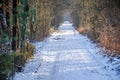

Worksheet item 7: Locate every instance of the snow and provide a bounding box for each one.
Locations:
[13,21,120,80]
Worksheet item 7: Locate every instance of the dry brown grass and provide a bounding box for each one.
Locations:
[77,24,91,34]
[99,26,120,55]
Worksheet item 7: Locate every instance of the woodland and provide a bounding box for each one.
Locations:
[0,0,120,79]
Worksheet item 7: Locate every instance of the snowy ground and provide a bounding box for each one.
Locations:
[14,21,120,80]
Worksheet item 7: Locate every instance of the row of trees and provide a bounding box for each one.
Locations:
[74,0,120,55]
[0,0,64,79]
[1,0,119,60]
[0,0,37,51]
[0,0,64,52]
[1,0,119,54]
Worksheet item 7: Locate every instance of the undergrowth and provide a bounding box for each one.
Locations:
[0,42,34,80]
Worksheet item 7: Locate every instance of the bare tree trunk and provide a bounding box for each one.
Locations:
[12,0,18,51]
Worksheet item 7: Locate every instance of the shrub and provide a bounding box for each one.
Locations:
[0,42,35,80]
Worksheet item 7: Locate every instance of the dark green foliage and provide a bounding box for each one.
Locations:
[0,42,34,79]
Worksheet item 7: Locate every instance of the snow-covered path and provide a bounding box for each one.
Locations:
[14,21,119,80]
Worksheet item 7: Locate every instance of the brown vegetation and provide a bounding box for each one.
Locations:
[76,0,120,55]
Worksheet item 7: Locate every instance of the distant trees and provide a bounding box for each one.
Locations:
[36,0,53,40]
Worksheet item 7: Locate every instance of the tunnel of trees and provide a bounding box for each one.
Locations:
[0,0,120,79]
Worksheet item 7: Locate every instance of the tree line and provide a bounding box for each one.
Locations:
[73,0,120,56]
[0,0,63,79]
[0,0,63,52]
